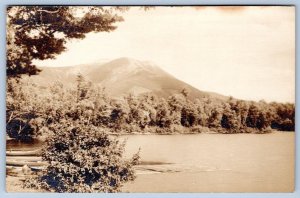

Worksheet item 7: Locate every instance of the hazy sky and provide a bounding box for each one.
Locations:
[34,6,295,103]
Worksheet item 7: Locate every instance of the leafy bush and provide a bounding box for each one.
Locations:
[25,122,139,192]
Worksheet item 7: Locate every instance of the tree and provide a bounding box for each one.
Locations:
[7,6,125,77]
[110,100,129,130]
[156,98,172,128]
[76,73,92,102]
[6,78,44,141]
[124,94,140,125]
[220,103,239,131]
[207,100,223,128]
[181,101,197,127]
[246,102,270,130]
[136,95,158,129]
[271,102,295,131]
[235,100,249,128]
[167,94,185,125]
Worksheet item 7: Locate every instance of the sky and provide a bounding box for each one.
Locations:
[34,6,295,103]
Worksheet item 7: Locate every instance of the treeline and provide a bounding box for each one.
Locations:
[6,75,295,140]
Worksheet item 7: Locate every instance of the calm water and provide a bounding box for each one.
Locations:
[7,139,43,151]
[121,132,295,192]
[6,132,295,192]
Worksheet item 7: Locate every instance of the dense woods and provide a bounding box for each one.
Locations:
[7,75,295,142]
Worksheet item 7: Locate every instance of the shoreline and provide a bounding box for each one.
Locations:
[6,130,294,143]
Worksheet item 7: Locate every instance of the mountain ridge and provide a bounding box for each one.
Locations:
[30,57,227,100]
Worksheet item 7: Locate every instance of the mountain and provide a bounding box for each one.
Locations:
[29,57,227,100]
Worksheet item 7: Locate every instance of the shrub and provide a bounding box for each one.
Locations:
[25,122,140,193]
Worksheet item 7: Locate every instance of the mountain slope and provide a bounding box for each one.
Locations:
[30,57,226,100]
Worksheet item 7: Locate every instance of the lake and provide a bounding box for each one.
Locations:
[6,132,295,192]
[120,132,295,192]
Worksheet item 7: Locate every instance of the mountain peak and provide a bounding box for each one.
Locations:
[102,57,160,73]
[111,57,136,63]
[29,57,227,100]
[108,57,141,66]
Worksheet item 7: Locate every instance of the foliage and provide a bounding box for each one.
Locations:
[270,102,295,131]
[6,78,46,141]
[15,76,140,192]
[7,6,125,77]
[25,123,139,192]
[7,78,295,143]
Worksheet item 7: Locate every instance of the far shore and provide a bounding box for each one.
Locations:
[6,129,293,143]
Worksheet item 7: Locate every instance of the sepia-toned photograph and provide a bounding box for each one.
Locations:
[6,5,295,193]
